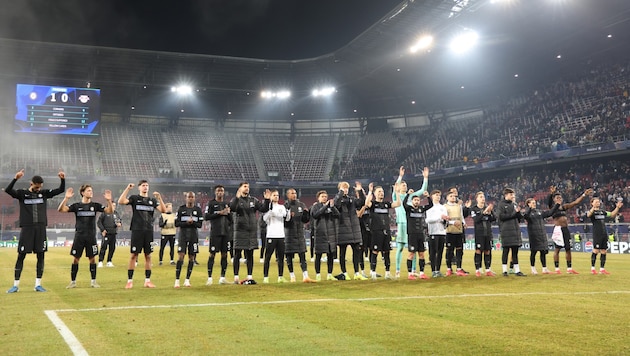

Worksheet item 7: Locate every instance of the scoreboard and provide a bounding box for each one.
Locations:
[15,84,101,136]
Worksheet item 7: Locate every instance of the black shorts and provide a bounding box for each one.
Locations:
[209,234,231,254]
[18,225,48,253]
[446,233,464,249]
[593,236,609,250]
[131,230,154,254]
[408,233,426,252]
[370,230,391,252]
[71,234,98,258]
[178,236,199,255]
[475,235,493,251]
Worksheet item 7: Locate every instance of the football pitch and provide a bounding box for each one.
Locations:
[1,248,629,355]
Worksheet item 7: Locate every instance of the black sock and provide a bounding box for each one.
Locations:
[407,259,412,273]
[591,253,597,267]
[36,252,45,278]
[370,253,377,272]
[71,264,79,281]
[484,253,492,270]
[145,269,151,279]
[554,261,559,268]
[456,249,463,269]
[186,260,194,279]
[220,256,228,277]
[383,253,391,272]
[474,253,482,270]
[208,254,215,277]
[14,253,26,280]
[128,269,134,280]
[176,260,183,279]
[419,258,425,272]
[600,254,606,268]
[89,263,96,280]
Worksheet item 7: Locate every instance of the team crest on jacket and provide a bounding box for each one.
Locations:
[90,207,94,211]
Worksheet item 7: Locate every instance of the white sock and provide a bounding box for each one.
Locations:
[35,278,41,287]
[514,264,520,273]
[502,264,508,273]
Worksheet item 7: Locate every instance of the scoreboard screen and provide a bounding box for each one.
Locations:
[15,84,101,136]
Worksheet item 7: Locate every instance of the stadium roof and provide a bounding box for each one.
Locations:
[1,0,629,121]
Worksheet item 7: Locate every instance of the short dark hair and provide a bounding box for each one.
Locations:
[79,184,92,197]
[316,190,328,198]
[503,187,515,195]
[31,175,44,184]
[238,182,249,188]
[430,190,441,196]
[213,185,224,192]
[138,179,148,186]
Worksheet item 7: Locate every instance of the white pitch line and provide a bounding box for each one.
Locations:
[44,310,89,356]
[49,290,630,313]
[45,290,630,354]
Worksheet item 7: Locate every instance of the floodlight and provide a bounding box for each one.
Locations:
[449,30,479,53]
[171,85,193,96]
[409,35,434,53]
[312,87,336,97]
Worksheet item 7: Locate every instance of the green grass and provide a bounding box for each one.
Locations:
[1,248,629,355]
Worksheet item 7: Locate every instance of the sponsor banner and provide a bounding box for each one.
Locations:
[584,241,593,253]
[609,242,630,254]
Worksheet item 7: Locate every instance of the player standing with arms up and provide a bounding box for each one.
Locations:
[547,186,593,274]
[118,180,166,289]
[59,185,113,288]
[5,169,65,293]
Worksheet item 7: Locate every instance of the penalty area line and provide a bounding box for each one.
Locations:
[49,290,630,313]
[44,310,88,356]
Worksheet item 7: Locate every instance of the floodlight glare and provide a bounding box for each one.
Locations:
[409,35,434,53]
[172,85,193,96]
[312,86,336,97]
[449,30,479,54]
[261,90,291,100]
